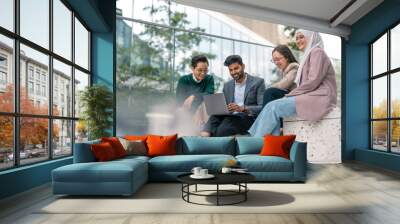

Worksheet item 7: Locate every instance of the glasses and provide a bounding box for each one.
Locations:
[270,57,285,64]
[194,68,208,74]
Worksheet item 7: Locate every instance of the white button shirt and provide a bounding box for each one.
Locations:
[234,74,247,107]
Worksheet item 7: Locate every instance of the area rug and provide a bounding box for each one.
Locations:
[37,183,361,214]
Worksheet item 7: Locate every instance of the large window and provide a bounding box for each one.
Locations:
[0,0,91,171]
[371,23,400,153]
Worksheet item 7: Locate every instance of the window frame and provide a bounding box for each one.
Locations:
[0,0,92,171]
[370,20,400,154]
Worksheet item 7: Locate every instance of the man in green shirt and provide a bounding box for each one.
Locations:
[175,55,215,135]
[176,55,215,113]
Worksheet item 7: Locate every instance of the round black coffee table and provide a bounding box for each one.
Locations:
[177,173,255,206]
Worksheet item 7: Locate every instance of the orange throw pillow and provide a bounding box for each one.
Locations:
[91,142,117,161]
[146,134,177,157]
[124,135,148,142]
[101,137,127,158]
[260,135,296,159]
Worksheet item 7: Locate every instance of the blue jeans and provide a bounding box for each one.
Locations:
[263,87,289,107]
[248,97,296,137]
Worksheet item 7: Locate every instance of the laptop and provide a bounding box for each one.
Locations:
[203,93,230,116]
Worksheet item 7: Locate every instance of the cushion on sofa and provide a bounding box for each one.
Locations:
[177,136,235,155]
[236,155,293,172]
[101,137,127,158]
[260,135,296,159]
[91,142,118,161]
[147,134,177,157]
[119,138,147,156]
[74,140,100,163]
[148,154,235,172]
[235,137,263,155]
[124,135,148,142]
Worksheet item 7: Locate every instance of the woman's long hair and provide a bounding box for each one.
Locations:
[272,45,298,64]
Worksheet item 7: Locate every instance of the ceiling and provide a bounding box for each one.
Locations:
[174,0,384,38]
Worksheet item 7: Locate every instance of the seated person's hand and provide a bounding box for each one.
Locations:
[227,103,246,113]
[182,95,195,110]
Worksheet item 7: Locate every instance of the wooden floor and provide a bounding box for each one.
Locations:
[1,162,400,224]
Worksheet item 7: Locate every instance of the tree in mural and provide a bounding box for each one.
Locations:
[283,26,299,51]
[117,0,216,92]
[0,85,59,151]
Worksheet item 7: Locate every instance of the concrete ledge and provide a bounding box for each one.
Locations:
[284,106,341,164]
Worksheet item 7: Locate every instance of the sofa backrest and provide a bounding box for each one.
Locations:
[235,137,263,155]
[73,139,100,163]
[74,136,302,160]
[177,136,236,155]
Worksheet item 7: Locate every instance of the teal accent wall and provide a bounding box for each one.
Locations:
[0,0,116,200]
[344,0,400,171]
[355,149,400,172]
[92,32,114,87]
[91,0,116,135]
[65,0,110,32]
[0,158,72,199]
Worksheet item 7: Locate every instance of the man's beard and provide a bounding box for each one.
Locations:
[232,71,244,81]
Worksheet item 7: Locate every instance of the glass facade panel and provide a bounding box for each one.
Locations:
[53,119,72,158]
[0,34,14,112]
[372,121,388,151]
[116,22,174,135]
[19,117,49,165]
[372,77,387,119]
[74,18,89,70]
[53,0,72,60]
[20,0,49,49]
[391,120,400,153]
[74,69,89,118]
[20,44,49,115]
[372,34,387,76]
[391,24,400,70]
[0,116,13,170]
[0,0,14,31]
[391,72,400,118]
[53,59,72,117]
[75,120,88,143]
[198,11,210,34]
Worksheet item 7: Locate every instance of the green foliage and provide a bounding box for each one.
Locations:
[117,1,216,92]
[79,84,113,140]
[283,26,299,51]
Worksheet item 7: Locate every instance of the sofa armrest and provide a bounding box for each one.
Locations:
[73,140,100,163]
[289,141,307,181]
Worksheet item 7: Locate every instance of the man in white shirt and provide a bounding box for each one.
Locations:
[201,55,266,137]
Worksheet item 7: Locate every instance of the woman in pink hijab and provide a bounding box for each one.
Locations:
[248,29,337,137]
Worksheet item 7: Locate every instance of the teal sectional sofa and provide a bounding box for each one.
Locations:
[52,137,307,196]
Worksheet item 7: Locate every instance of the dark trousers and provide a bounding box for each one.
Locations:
[262,87,289,128]
[203,114,255,137]
[262,87,289,107]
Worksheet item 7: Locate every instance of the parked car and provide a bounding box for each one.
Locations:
[7,150,32,160]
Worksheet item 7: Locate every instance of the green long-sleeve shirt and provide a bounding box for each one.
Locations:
[176,74,215,111]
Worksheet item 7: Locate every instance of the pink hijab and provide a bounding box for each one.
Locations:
[294,30,324,85]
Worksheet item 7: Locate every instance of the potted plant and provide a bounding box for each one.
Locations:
[79,84,113,140]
